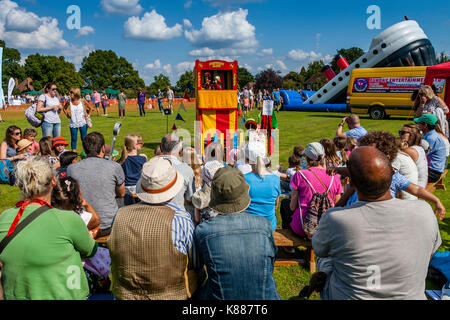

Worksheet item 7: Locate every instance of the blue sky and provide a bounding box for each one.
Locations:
[1,0,449,85]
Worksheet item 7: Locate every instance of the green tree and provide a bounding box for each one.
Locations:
[331,47,364,74]
[147,74,171,95]
[437,52,450,64]
[0,40,25,93]
[79,50,145,91]
[255,68,283,91]
[175,70,194,95]
[283,71,305,90]
[237,67,255,90]
[23,54,82,94]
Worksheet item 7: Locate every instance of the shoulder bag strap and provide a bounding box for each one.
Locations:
[0,206,51,256]
[308,169,336,204]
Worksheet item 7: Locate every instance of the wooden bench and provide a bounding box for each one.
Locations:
[273,228,316,273]
[96,235,110,245]
[426,169,448,193]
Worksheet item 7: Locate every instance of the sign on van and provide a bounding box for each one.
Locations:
[353,77,445,94]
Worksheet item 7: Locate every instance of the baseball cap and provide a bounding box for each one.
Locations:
[414,113,439,126]
[302,142,325,161]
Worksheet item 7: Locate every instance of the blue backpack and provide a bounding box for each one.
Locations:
[0,159,15,185]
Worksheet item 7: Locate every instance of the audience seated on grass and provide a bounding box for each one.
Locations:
[414,114,447,183]
[243,141,281,231]
[398,124,428,188]
[339,131,446,220]
[281,142,342,238]
[192,160,224,224]
[108,157,199,300]
[312,146,442,300]
[194,166,280,300]
[161,133,195,214]
[118,134,147,206]
[0,157,97,300]
[67,132,125,236]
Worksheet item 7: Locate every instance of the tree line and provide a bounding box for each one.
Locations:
[2,40,448,99]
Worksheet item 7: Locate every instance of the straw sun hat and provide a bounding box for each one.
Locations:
[17,139,33,152]
[135,157,184,204]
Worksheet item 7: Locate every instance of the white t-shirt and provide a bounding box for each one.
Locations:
[38,94,61,124]
[167,90,174,100]
[80,210,93,226]
[69,101,86,128]
[391,152,418,200]
[411,145,428,188]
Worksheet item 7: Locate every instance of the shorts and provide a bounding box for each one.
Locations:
[274,100,280,107]
[243,105,249,111]
[168,99,173,104]
[95,103,100,108]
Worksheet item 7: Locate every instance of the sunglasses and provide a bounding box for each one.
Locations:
[51,88,57,91]
[398,130,411,135]
[13,132,21,136]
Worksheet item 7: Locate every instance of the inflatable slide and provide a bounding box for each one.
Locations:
[283,19,436,112]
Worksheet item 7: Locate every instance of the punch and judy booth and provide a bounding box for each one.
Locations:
[194,60,240,158]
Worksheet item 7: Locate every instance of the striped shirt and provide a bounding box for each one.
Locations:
[164,202,199,269]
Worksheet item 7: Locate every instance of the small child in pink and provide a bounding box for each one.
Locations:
[23,128,39,155]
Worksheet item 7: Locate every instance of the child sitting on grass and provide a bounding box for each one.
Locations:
[333,136,349,167]
[119,134,147,206]
[52,176,111,281]
[23,128,39,155]
[58,151,78,178]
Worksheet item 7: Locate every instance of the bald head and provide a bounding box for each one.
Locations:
[347,146,393,200]
[347,114,361,128]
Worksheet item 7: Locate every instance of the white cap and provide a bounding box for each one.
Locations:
[302,142,325,161]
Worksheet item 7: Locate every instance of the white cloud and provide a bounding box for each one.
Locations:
[183,19,192,29]
[163,64,172,74]
[145,59,162,69]
[76,26,95,38]
[123,10,183,41]
[265,64,273,69]
[0,0,92,69]
[184,0,193,8]
[276,60,287,70]
[185,9,257,55]
[60,44,94,68]
[176,61,195,74]
[261,48,273,55]
[5,8,41,32]
[101,0,143,16]
[288,49,332,64]
[243,63,253,71]
[0,0,68,50]
[189,47,216,56]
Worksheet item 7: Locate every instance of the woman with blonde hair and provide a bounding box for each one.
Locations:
[119,134,147,205]
[0,157,97,300]
[62,87,92,152]
[415,85,449,137]
[243,141,281,230]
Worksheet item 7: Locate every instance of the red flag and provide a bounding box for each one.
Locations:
[172,124,177,131]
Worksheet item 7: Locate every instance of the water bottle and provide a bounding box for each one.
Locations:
[441,281,450,300]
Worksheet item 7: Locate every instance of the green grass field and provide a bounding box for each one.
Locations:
[1,102,449,300]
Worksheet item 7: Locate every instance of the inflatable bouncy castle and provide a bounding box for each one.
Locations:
[283,19,437,112]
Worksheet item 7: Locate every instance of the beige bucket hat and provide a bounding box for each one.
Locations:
[135,157,184,204]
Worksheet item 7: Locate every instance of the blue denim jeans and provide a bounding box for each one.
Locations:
[42,122,61,138]
[194,212,280,300]
[70,125,87,151]
[138,103,145,116]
